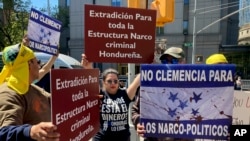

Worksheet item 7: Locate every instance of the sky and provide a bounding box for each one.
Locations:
[30,0,58,11]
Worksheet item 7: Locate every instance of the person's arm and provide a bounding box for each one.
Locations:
[126,74,141,100]
[131,95,140,129]
[0,122,60,141]
[81,53,140,100]
[30,122,60,141]
[131,94,146,137]
[22,34,29,46]
[0,124,34,141]
[38,52,59,80]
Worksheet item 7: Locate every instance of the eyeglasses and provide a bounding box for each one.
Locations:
[106,79,118,85]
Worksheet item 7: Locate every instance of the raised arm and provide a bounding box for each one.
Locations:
[38,52,58,80]
[81,54,93,69]
[126,74,141,100]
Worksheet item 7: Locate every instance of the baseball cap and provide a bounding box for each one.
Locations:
[159,47,185,60]
[206,54,228,64]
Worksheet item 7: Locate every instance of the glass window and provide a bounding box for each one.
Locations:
[184,0,189,5]
[183,20,188,35]
[0,2,3,9]
[111,0,121,7]
[66,0,70,7]
[156,27,164,35]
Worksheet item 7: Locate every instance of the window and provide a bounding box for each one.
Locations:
[0,2,3,9]
[66,0,70,7]
[111,0,121,7]
[183,20,188,35]
[184,0,189,5]
[156,27,164,35]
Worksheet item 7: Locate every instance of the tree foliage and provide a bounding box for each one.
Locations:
[0,0,31,51]
[0,0,68,51]
[53,6,69,30]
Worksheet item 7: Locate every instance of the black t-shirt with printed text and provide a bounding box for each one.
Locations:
[93,89,132,141]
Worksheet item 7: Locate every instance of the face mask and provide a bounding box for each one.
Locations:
[161,58,179,64]
[172,58,179,64]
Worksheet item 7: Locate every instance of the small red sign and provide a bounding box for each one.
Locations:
[51,69,100,141]
[84,4,156,63]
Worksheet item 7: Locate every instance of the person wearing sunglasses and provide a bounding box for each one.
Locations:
[81,54,140,141]
[159,46,186,64]
[131,47,193,141]
[0,44,60,141]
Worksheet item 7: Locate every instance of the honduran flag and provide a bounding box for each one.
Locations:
[27,8,62,55]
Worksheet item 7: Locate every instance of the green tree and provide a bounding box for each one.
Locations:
[52,6,69,30]
[0,0,30,50]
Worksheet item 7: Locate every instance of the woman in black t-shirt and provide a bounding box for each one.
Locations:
[81,54,140,141]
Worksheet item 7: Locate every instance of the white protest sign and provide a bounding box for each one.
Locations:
[27,8,62,55]
[233,91,250,125]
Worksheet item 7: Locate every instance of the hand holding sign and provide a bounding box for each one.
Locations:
[81,54,93,69]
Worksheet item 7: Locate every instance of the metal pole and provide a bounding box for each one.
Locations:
[192,0,197,64]
[128,64,135,85]
[47,0,51,16]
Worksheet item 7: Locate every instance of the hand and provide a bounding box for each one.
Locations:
[22,34,30,47]
[98,95,103,99]
[30,122,60,141]
[136,123,146,137]
[54,50,59,57]
[97,94,104,107]
[81,54,93,69]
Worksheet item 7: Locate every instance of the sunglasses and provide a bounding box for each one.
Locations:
[106,79,118,85]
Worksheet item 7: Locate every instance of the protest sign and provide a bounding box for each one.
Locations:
[27,8,62,55]
[233,91,250,125]
[51,69,100,141]
[84,5,156,63]
[140,64,235,140]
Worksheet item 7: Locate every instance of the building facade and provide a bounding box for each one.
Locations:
[59,0,250,77]
[238,0,250,45]
[222,0,250,78]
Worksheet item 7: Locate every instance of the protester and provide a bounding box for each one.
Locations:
[234,75,242,90]
[131,47,192,141]
[0,43,60,140]
[206,53,241,91]
[194,54,231,141]
[81,54,140,141]
[205,53,228,64]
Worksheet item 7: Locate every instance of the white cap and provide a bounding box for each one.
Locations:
[159,47,185,60]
